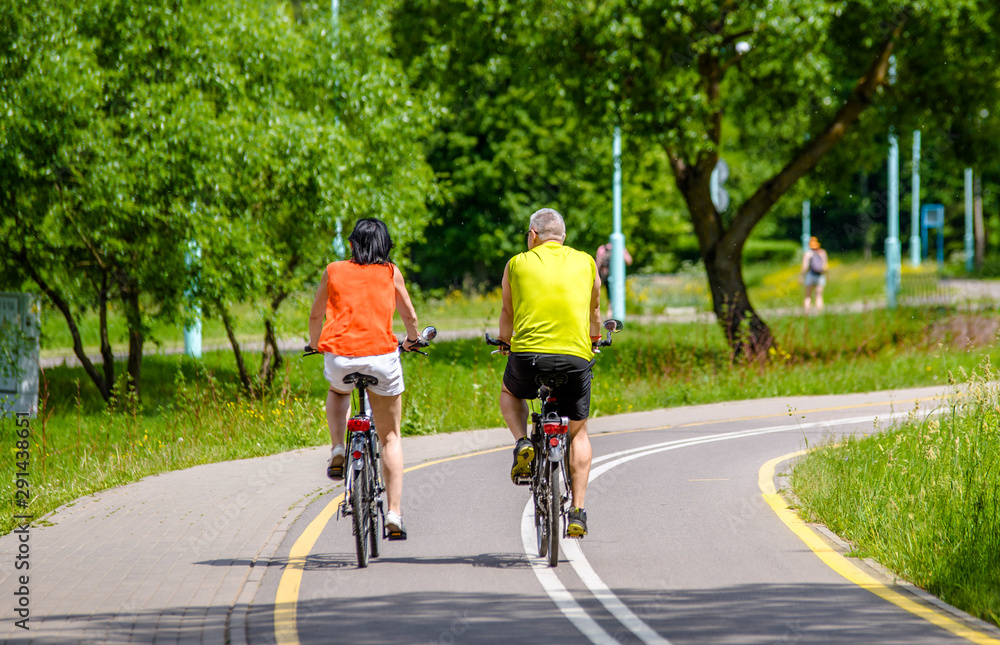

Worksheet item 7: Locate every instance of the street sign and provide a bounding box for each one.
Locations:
[710,159,730,213]
[922,203,944,228]
[0,293,40,417]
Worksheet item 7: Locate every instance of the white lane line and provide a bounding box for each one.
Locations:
[527,408,942,644]
[562,538,672,645]
[520,502,617,645]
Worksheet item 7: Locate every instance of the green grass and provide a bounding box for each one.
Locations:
[790,366,1000,626]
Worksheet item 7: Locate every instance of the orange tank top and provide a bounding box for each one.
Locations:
[317,261,399,357]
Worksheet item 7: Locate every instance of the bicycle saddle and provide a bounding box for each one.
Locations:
[534,373,567,389]
[343,372,380,387]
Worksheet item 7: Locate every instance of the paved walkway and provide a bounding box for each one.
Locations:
[0,385,977,644]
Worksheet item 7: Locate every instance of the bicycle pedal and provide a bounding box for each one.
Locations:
[513,475,532,486]
[387,529,407,541]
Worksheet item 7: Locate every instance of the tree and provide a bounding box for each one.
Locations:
[1,0,435,401]
[388,0,692,290]
[524,0,1000,357]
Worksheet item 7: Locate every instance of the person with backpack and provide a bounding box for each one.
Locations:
[595,239,633,319]
[799,236,829,313]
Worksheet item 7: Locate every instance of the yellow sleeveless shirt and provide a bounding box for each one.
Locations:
[509,241,595,359]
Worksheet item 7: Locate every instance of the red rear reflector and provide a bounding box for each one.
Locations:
[352,451,362,460]
[544,423,567,435]
[549,437,559,447]
[348,419,370,432]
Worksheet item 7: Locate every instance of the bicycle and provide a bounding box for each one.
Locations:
[305,325,436,568]
[486,318,622,566]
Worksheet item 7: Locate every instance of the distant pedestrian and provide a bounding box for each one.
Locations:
[799,236,828,313]
[595,240,632,319]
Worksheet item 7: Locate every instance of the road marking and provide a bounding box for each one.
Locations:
[273,398,948,644]
[273,447,510,644]
[760,453,1000,645]
[274,492,343,645]
[597,393,949,437]
[562,539,672,645]
[531,408,940,645]
[520,502,618,645]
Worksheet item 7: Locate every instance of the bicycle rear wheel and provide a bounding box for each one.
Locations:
[352,458,371,568]
[368,444,381,559]
[546,458,560,567]
[533,445,549,558]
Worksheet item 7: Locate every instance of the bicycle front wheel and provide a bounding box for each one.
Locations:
[352,459,371,568]
[546,458,560,567]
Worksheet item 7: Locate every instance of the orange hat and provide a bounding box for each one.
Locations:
[808,236,820,249]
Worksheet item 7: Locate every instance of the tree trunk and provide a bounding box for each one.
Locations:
[704,253,774,361]
[258,318,282,389]
[98,271,115,391]
[669,157,776,360]
[257,289,290,389]
[217,300,256,397]
[121,279,143,402]
[16,249,113,402]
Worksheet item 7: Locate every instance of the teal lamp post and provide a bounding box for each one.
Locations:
[609,126,626,322]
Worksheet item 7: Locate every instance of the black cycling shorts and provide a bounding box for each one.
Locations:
[502,352,595,421]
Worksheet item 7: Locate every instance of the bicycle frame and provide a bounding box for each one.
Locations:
[338,379,385,568]
[529,383,572,567]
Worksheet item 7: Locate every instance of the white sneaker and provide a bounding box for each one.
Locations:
[326,445,345,480]
[384,510,407,540]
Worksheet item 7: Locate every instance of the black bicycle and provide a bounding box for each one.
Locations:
[487,319,622,566]
[305,325,436,567]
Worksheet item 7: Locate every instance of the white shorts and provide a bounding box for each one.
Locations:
[323,351,405,397]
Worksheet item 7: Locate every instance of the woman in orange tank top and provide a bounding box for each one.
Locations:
[307,218,421,538]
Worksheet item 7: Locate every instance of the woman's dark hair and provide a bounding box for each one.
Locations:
[347,217,394,265]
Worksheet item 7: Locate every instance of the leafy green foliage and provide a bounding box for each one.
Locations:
[1,0,435,399]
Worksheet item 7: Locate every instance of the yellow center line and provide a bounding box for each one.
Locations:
[759,452,1000,645]
[273,446,509,644]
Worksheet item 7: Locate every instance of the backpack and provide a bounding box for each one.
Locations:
[808,251,825,274]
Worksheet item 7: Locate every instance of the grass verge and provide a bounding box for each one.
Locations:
[789,365,1000,626]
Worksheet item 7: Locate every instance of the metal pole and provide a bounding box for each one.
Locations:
[965,167,974,273]
[331,0,346,257]
[331,0,339,44]
[885,132,900,309]
[610,126,626,322]
[801,200,811,253]
[909,131,921,266]
[184,238,202,359]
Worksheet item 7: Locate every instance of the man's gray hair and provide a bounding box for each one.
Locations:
[529,208,566,242]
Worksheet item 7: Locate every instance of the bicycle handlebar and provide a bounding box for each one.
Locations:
[485,321,622,354]
[304,325,438,357]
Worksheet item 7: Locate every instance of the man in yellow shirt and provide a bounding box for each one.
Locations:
[499,208,602,537]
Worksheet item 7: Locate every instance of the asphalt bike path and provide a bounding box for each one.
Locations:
[260,385,1000,645]
[3,385,1000,644]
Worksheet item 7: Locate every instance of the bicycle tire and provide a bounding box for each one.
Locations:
[352,458,370,568]
[532,436,548,558]
[547,457,560,567]
[368,443,381,559]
